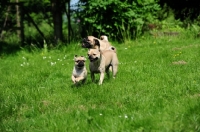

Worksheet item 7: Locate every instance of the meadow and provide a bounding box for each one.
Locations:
[0,35,200,131]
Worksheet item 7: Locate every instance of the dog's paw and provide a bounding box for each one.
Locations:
[75,78,80,82]
[72,79,76,84]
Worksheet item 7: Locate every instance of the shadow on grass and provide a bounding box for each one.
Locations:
[0,41,21,56]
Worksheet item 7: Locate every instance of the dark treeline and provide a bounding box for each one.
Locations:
[0,0,200,47]
[159,0,200,21]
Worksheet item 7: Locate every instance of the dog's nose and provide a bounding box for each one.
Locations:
[76,61,84,67]
[78,61,84,66]
[88,55,92,59]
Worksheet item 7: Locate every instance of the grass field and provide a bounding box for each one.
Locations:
[0,35,200,131]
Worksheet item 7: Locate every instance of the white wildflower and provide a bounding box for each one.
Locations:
[125,115,128,118]
[51,62,56,66]
[63,55,67,59]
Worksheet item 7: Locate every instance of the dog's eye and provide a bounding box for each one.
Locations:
[76,60,85,63]
[93,54,96,56]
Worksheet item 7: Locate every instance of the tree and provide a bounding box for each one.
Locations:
[0,0,71,45]
[51,0,64,43]
[76,0,161,41]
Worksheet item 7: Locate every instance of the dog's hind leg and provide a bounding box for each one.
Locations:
[112,64,118,78]
[99,72,105,85]
[106,66,110,78]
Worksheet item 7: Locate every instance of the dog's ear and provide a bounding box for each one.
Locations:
[94,39,100,46]
[83,56,87,61]
[74,55,77,60]
[94,39,100,48]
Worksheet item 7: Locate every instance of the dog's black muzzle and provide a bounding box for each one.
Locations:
[77,61,84,67]
[88,56,98,62]
[82,38,92,48]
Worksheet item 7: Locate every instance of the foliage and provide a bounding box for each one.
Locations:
[159,0,200,21]
[1,35,200,131]
[0,0,73,47]
[76,0,161,41]
[1,0,200,46]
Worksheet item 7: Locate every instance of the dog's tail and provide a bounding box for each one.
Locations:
[100,35,108,41]
[110,46,117,53]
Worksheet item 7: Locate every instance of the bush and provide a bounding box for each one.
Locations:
[76,0,161,41]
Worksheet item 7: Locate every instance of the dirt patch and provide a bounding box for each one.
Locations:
[172,44,200,51]
[172,60,187,65]
[150,31,180,37]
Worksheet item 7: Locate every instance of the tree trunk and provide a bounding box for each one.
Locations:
[65,0,72,44]
[51,0,63,43]
[16,0,21,41]
[0,6,10,40]
[67,1,70,44]
[15,1,24,45]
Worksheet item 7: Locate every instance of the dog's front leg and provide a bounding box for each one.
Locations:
[72,75,76,84]
[99,72,105,85]
[75,76,84,83]
[91,72,95,82]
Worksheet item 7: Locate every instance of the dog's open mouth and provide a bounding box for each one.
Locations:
[89,57,98,62]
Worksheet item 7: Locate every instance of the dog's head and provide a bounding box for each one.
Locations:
[87,48,101,62]
[74,55,86,68]
[82,36,100,49]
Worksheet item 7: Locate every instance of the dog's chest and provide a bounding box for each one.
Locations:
[90,65,100,73]
[73,67,85,77]
[89,62,105,73]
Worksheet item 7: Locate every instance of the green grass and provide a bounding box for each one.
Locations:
[0,36,200,132]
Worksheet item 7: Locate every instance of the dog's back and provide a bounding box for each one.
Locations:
[101,50,118,66]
